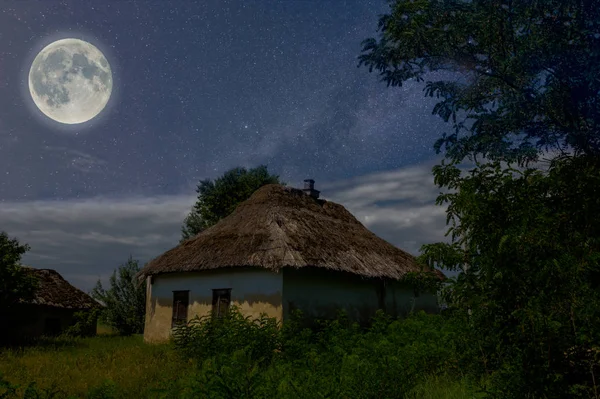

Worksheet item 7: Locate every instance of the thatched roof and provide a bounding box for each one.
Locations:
[20,267,101,310]
[138,184,444,281]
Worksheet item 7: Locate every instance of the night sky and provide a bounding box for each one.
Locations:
[0,0,451,291]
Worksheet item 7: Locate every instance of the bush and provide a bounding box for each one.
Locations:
[90,257,145,336]
[63,308,101,338]
[172,308,463,398]
[172,305,281,366]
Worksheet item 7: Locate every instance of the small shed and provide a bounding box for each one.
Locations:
[2,267,101,340]
[137,181,444,343]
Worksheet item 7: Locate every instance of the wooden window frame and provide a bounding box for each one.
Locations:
[171,290,190,328]
[212,288,232,318]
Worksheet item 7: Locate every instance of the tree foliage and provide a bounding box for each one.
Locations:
[63,308,102,338]
[420,156,600,397]
[359,0,600,164]
[0,232,38,311]
[181,165,284,241]
[91,256,146,336]
[360,1,600,397]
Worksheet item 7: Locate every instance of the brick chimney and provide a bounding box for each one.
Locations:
[302,179,320,199]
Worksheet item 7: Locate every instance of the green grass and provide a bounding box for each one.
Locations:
[0,335,193,398]
[0,334,482,399]
[96,321,117,336]
[0,311,484,398]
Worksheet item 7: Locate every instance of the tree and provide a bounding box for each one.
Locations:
[0,232,38,311]
[359,1,600,397]
[180,211,205,243]
[420,157,600,398]
[359,0,600,165]
[91,256,146,336]
[181,165,284,241]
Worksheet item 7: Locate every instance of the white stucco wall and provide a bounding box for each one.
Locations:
[144,266,440,342]
[144,267,283,343]
[384,280,439,316]
[282,267,438,323]
[282,267,380,322]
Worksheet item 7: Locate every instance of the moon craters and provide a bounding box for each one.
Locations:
[28,38,112,125]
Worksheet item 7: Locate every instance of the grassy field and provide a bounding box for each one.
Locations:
[0,318,483,398]
[0,334,194,398]
[95,322,117,336]
[0,336,481,399]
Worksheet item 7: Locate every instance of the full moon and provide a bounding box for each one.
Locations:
[28,38,112,125]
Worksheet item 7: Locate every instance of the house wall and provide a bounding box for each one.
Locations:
[1,305,83,342]
[282,267,438,325]
[384,279,439,316]
[144,267,283,343]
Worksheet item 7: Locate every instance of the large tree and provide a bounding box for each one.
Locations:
[181,165,284,241]
[359,1,600,397]
[359,0,600,164]
[0,232,38,311]
[91,256,146,336]
[419,157,600,398]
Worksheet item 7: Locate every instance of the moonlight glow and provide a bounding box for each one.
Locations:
[28,38,112,125]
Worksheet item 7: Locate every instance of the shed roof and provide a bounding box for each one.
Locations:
[20,267,102,310]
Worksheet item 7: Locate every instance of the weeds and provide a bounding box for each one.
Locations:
[0,310,478,398]
[171,308,468,398]
[0,335,191,399]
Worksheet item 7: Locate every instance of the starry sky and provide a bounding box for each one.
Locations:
[0,0,452,291]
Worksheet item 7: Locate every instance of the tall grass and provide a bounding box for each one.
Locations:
[0,335,193,398]
[0,309,481,398]
[170,307,479,398]
[96,322,117,336]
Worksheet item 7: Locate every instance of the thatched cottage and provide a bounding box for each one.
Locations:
[138,180,444,343]
[2,267,101,340]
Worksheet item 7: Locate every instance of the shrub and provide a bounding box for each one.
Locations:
[63,308,101,338]
[90,257,145,336]
[172,307,462,398]
[172,305,281,366]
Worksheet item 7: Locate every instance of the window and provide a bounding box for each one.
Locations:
[171,290,189,328]
[212,288,231,318]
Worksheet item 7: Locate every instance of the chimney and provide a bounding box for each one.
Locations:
[302,179,320,199]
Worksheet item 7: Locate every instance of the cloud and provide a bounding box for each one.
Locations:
[1,195,196,291]
[323,158,449,255]
[0,161,451,292]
